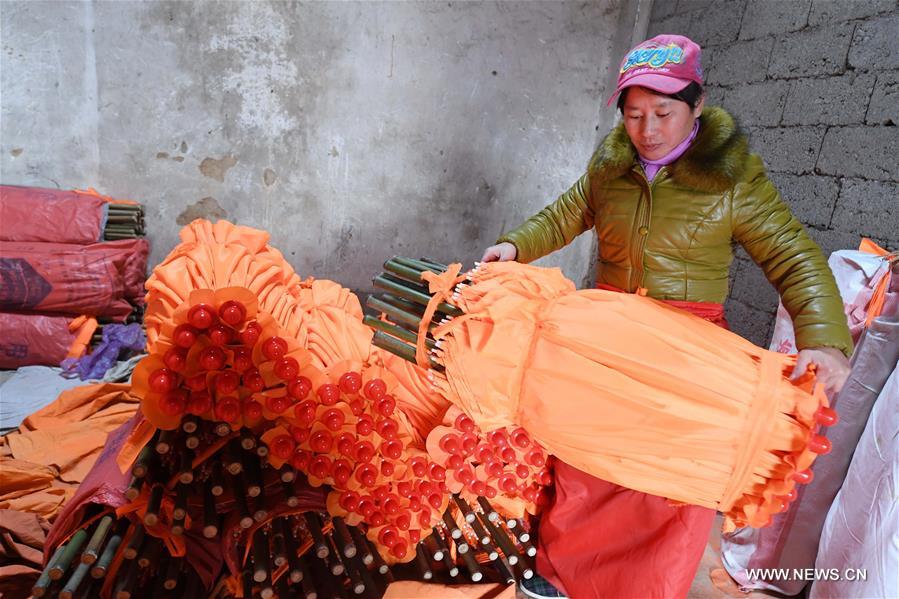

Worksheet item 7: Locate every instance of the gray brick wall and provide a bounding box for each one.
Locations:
[647,0,899,347]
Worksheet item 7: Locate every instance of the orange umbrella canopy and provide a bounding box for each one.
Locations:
[417,261,836,531]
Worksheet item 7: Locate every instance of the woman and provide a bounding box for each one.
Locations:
[481,35,852,598]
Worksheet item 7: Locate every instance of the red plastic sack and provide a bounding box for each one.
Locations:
[44,414,225,591]
[0,313,76,368]
[0,240,149,318]
[0,186,106,244]
[106,239,150,306]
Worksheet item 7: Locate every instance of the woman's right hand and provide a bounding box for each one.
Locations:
[481,242,518,263]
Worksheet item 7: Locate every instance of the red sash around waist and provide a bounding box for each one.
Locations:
[596,283,729,329]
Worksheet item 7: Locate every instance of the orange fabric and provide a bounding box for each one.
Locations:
[115,418,156,474]
[0,509,50,598]
[858,238,893,327]
[67,315,88,331]
[427,261,828,530]
[417,263,466,368]
[539,293,729,599]
[115,490,187,557]
[0,384,138,521]
[65,315,98,358]
[144,219,304,351]
[858,238,888,256]
[72,187,139,205]
[19,383,137,436]
[0,458,66,519]
[296,278,373,365]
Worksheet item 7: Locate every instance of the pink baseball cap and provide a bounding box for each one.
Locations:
[607,34,703,106]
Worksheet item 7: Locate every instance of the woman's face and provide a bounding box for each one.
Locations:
[622,86,704,161]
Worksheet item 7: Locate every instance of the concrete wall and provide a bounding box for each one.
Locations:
[1,0,650,293]
[649,0,899,347]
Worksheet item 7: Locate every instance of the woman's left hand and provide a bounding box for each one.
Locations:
[791,346,851,397]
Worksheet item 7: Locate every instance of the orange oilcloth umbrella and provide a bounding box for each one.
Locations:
[371,348,451,439]
[295,277,374,367]
[131,221,467,564]
[144,219,373,370]
[144,219,305,351]
[143,221,452,448]
[416,261,835,531]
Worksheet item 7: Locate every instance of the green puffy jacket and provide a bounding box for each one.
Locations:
[498,107,852,356]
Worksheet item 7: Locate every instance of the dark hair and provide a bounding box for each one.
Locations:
[617,81,704,113]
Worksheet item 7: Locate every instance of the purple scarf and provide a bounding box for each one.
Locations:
[638,119,700,182]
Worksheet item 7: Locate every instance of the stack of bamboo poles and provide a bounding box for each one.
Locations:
[364,257,460,369]
[34,420,536,598]
[93,199,147,342]
[32,513,202,599]
[92,203,147,346]
[104,204,145,240]
[364,257,545,587]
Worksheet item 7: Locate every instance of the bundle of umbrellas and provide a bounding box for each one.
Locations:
[35,220,836,598]
[369,260,838,530]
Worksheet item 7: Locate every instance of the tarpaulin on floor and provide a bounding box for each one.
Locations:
[0,383,139,521]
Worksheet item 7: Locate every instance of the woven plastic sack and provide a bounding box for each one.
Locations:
[770,239,891,354]
[0,313,95,369]
[0,185,106,244]
[811,362,899,599]
[0,240,148,319]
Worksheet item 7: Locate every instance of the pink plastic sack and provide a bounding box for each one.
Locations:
[0,186,106,244]
[0,313,76,369]
[0,240,148,319]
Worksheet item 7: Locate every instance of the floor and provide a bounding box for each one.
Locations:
[687,515,792,599]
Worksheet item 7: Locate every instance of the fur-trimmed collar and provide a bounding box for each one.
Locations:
[587,106,749,193]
